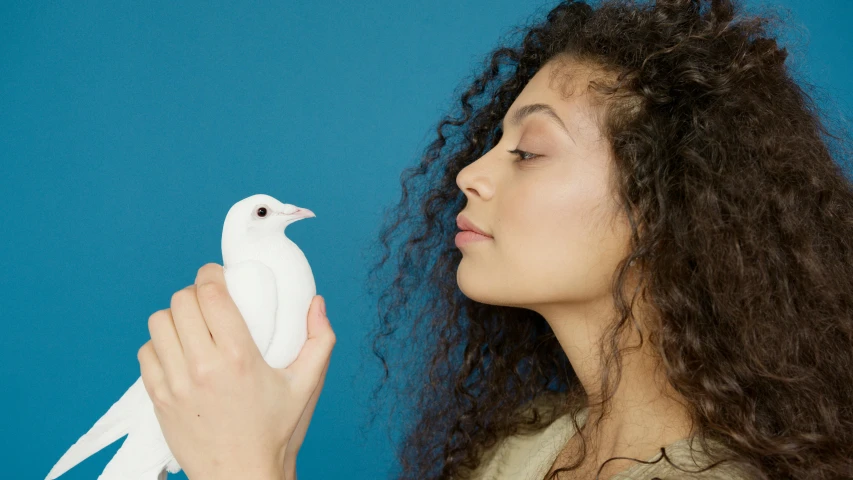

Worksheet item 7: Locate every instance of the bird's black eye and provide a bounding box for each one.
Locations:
[256,207,267,218]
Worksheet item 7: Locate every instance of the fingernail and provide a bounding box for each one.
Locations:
[320,296,326,317]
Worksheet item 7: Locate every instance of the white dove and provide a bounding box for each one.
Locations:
[45,193,317,480]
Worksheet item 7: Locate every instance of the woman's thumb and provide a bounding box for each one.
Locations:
[281,295,335,392]
[310,295,332,337]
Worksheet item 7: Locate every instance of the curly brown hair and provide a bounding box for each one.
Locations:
[361,0,853,478]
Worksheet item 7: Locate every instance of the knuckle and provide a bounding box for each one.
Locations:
[196,282,221,301]
[196,263,221,281]
[148,309,170,332]
[201,262,220,273]
[223,345,246,366]
[150,383,171,407]
[189,361,214,383]
[170,380,191,400]
[170,287,194,308]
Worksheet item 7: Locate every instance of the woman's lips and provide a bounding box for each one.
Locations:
[455,230,493,248]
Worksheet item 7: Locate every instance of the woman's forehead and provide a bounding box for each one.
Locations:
[509,60,610,142]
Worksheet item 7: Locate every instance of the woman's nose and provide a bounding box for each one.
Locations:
[456,158,495,200]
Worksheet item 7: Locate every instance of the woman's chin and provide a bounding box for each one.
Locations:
[457,273,492,304]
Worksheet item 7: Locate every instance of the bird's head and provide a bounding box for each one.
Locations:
[226,193,316,237]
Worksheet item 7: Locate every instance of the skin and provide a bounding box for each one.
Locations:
[454,56,694,478]
[137,263,336,480]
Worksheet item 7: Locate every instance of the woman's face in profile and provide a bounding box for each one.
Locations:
[455,57,633,312]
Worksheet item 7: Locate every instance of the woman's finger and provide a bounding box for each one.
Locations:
[170,284,216,365]
[137,340,167,402]
[194,266,256,356]
[281,295,335,395]
[147,308,188,389]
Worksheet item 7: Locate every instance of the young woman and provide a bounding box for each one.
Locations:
[138,0,853,479]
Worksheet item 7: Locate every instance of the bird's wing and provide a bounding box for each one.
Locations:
[223,260,278,356]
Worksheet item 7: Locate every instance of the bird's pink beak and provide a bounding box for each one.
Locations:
[289,207,315,219]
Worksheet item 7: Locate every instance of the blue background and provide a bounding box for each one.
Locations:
[2,1,850,479]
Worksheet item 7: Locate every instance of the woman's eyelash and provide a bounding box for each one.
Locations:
[508,148,540,162]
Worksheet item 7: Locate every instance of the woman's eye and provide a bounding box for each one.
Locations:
[508,148,540,162]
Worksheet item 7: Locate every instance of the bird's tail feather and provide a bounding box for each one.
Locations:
[45,376,147,480]
[96,424,173,480]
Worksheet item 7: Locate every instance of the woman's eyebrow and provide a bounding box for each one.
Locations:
[502,103,576,145]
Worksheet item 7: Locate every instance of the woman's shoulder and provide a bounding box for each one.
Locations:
[611,436,754,480]
[462,392,755,480]
[461,392,587,480]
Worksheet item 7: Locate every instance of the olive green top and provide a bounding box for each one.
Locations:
[463,396,751,479]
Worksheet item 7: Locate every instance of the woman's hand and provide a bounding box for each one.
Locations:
[136,263,335,480]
